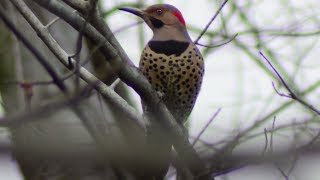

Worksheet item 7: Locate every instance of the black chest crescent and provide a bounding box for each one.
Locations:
[148,40,190,56]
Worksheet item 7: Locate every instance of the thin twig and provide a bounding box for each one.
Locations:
[268,117,284,180]
[209,79,319,159]
[110,78,121,89]
[303,130,320,148]
[0,71,76,87]
[196,33,237,48]
[276,164,290,180]
[272,82,291,98]
[260,51,320,115]
[0,84,94,128]
[270,116,276,153]
[192,108,221,146]
[287,155,299,177]
[113,21,143,34]
[260,53,294,96]
[262,128,268,156]
[71,2,95,91]
[44,16,60,28]
[74,0,99,92]
[79,37,109,67]
[194,0,229,44]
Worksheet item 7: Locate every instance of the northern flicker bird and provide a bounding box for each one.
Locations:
[120,4,204,124]
[120,4,204,179]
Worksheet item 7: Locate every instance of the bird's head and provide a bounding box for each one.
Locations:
[120,4,190,41]
[119,4,186,30]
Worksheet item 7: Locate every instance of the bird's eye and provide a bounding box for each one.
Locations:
[156,9,163,15]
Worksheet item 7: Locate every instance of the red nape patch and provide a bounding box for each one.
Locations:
[173,10,186,27]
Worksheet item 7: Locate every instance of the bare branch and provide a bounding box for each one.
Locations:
[113,21,143,34]
[272,82,292,98]
[206,140,320,178]
[0,70,76,87]
[192,108,221,146]
[110,78,121,89]
[44,16,62,28]
[276,164,290,180]
[270,116,276,153]
[196,33,237,48]
[9,0,146,130]
[0,4,67,93]
[194,0,229,44]
[287,156,299,177]
[0,85,93,127]
[260,52,320,115]
[262,128,268,156]
[62,0,93,14]
[72,0,99,91]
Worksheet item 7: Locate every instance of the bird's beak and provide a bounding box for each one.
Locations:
[119,7,145,18]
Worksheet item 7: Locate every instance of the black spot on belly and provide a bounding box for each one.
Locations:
[148,40,190,56]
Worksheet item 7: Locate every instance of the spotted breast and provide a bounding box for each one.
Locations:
[140,40,204,123]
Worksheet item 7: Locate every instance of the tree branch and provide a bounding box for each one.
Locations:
[0,84,93,127]
[192,108,222,146]
[260,51,320,115]
[194,0,230,44]
[9,0,146,131]
[0,4,67,93]
[195,33,237,48]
